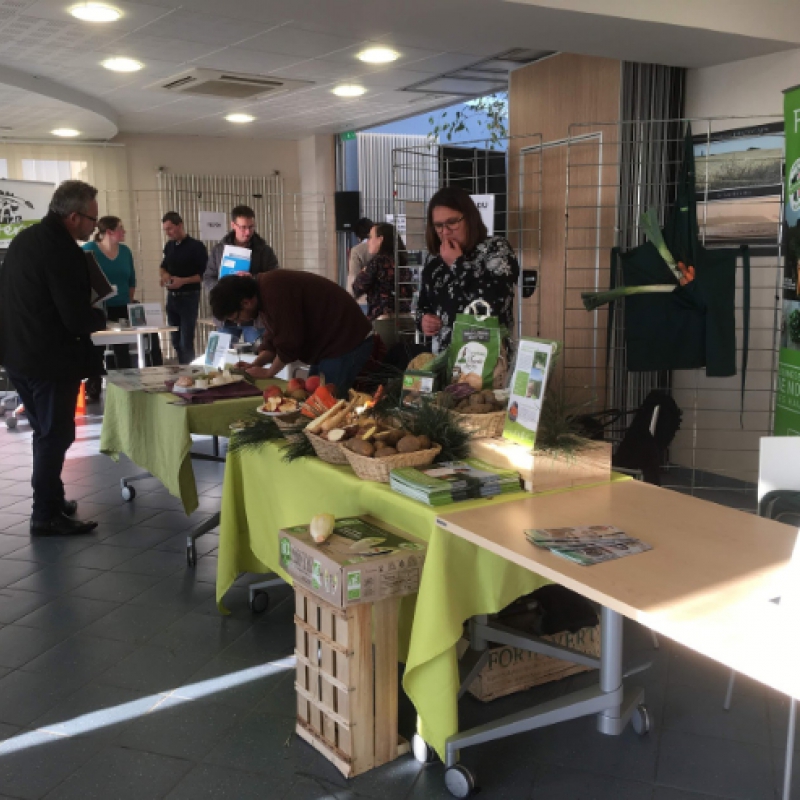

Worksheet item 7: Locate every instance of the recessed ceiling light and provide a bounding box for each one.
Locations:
[333,84,366,98]
[52,128,80,137]
[225,113,255,123]
[69,3,121,22]
[102,57,143,73]
[357,47,399,64]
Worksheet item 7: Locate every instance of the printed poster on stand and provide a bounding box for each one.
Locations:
[204,332,232,369]
[0,180,55,248]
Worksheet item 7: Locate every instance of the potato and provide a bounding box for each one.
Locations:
[455,400,470,411]
[468,403,494,414]
[396,435,422,454]
[375,446,398,458]
[468,393,485,407]
[417,435,432,450]
[347,439,375,457]
[382,429,405,446]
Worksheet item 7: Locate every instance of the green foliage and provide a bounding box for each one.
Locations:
[535,388,594,460]
[398,397,471,462]
[282,431,316,463]
[227,413,284,455]
[427,93,508,149]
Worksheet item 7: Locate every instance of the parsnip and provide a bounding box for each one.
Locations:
[321,399,358,432]
[306,400,346,434]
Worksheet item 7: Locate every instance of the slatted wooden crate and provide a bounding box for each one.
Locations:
[293,587,409,778]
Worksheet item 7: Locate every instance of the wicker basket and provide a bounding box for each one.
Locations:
[343,444,442,483]
[275,415,306,444]
[304,430,350,465]
[452,409,506,439]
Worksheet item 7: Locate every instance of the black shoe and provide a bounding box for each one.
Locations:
[30,513,97,537]
[62,500,78,517]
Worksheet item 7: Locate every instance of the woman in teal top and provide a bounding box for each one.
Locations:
[82,216,136,308]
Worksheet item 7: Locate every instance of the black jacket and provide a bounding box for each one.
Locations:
[0,212,104,380]
[203,230,279,293]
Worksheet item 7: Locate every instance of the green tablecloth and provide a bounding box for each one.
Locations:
[100,381,281,513]
[217,440,628,759]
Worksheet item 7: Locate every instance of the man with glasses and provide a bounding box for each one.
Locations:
[203,204,279,344]
[0,180,104,536]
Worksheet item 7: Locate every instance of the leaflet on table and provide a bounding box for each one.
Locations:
[219,245,252,278]
[105,366,203,392]
[525,525,652,566]
[204,332,233,369]
[501,337,558,449]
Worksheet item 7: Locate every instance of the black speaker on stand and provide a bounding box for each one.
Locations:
[334,191,361,232]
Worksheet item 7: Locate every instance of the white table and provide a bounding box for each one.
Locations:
[92,326,177,369]
[433,480,798,796]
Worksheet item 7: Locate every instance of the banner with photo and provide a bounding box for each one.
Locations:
[0,180,55,248]
[776,85,800,435]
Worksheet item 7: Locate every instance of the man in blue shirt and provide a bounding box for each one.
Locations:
[160,212,208,364]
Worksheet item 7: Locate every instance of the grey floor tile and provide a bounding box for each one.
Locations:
[111,549,187,578]
[656,729,775,800]
[0,730,104,800]
[116,695,248,760]
[219,618,295,664]
[164,762,290,800]
[8,565,104,596]
[652,789,727,800]
[97,643,215,694]
[0,511,28,531]
[154,532,218,557]
[188,554,219,584]
[0,588,52,623]
[148,611,253,656]
[341,753,423,800]
[532,765,652,799]
[89,504,164,529]
[14,595,119,635]
[81,603,189,646]
[140,509,209,531]
[6,537,98,565]
[0,558,41,588]
[0,624,72,669]
[404,768,463,800]
[20,632,135,679]
[42,744,192,800]
[79,487,165,507]
[0,533,28,557]
[279,778,339,800]
[0,668,89,726]
[253,671,300,720]
[125,492,187,511]
[61,543,144,570]
[101,525,184,549]
[0,482,33,497]
[127,573,216,611]
[67,571,161,603]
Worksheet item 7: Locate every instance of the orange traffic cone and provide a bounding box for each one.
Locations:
[75,382,86,415]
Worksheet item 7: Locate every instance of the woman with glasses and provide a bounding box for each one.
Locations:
[416,187,519,351]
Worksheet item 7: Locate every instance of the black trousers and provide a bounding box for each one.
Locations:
[7,368,80,522]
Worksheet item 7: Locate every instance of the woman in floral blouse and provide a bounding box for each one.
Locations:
[416,187,519,350]
[352,222,409,321]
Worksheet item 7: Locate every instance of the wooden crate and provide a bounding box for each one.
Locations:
[465,624,601,702]
[293,587,409,777]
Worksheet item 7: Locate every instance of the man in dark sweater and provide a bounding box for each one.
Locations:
[209,272,373,396]
[160,211,208,364]
[0,180,104,536]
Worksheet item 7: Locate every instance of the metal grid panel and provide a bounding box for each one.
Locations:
[564,115,784,505]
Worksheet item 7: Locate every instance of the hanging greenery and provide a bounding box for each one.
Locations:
[428,93,508,148]
[282,431,316,463]
[227,413,284,455]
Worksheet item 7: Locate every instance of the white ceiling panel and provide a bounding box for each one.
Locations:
[239,25,363,60]
[188,48,302,74]
[129,9,278,47]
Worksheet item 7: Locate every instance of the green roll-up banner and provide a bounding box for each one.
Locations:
[776,86,800,434]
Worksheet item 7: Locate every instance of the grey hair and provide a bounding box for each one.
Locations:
[48,180,98,218]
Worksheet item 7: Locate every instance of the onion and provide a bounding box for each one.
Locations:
[310,513,335,543]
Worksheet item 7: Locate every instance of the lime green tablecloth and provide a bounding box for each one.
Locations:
[217,440,628,759]
[100,381,280,513]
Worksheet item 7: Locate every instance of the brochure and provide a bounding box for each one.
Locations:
[525,525,652,566]
[85,252,117,306]
[219,245,252,278]
[105,366,203,392]
[204,332,233,368]
[502,337,558,449]
[126,302,165,328]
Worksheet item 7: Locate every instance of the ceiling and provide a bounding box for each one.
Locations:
[0,0,798,141]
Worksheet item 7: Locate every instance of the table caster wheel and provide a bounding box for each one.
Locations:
[121,485,136,502]
[412,733,437,764]
[6,416,17,430]
[631,704,651,736]
[250,590,270,613]
[444,764,477,798]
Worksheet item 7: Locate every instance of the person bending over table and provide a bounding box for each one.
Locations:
[416,187,520,351]
[209,272,373,397]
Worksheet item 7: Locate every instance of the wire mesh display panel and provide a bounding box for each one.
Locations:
[391,134,543,343]
[564,116,784,504]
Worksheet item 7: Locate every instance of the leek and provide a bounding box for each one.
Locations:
[581,284,676,311]
[638,209,683,283]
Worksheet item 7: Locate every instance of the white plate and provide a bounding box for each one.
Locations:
[256,405,301,418]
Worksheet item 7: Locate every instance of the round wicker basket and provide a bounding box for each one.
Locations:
[304,430,350,465]
[451,409,506,439]
[342,444,442,483]
[274,415,306,444]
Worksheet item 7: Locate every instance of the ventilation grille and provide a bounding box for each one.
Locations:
[149,68,312,100]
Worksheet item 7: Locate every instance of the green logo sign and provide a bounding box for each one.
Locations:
[279,538,291,565]
[312,561,322,590]
[347,571,361,600]
[340,130,356,141]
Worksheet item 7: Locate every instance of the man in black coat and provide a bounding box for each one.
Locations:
[0,180,104,535]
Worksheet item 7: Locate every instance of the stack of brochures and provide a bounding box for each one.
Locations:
[390,459,521,506]
[525,525,652,566]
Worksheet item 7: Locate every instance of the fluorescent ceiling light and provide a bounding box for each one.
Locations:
[357,47,399,64]
[225,113,255,123]
[69,3,121,22]
[102,57,143,73]
[333,84,366,98]
[52,128,80,137]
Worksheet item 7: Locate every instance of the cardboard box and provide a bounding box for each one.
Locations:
[279,516,427,609]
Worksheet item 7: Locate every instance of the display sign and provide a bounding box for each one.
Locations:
[502,337,557,449]
[204,332,232,368]
[470,194,495,237]
[0,179,55,248]
[127,302,164,328]
[199,211,227,242]
[385,213,406,236]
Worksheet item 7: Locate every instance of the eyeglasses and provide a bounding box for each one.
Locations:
[433,215,464,232]
[233,222,256,232]
[78,212,98,224]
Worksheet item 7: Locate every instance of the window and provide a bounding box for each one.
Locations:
[21,159,88,184]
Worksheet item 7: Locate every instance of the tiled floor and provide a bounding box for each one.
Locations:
[0,401,794,799]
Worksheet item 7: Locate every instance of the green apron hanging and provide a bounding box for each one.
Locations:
[615,127,750,389]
